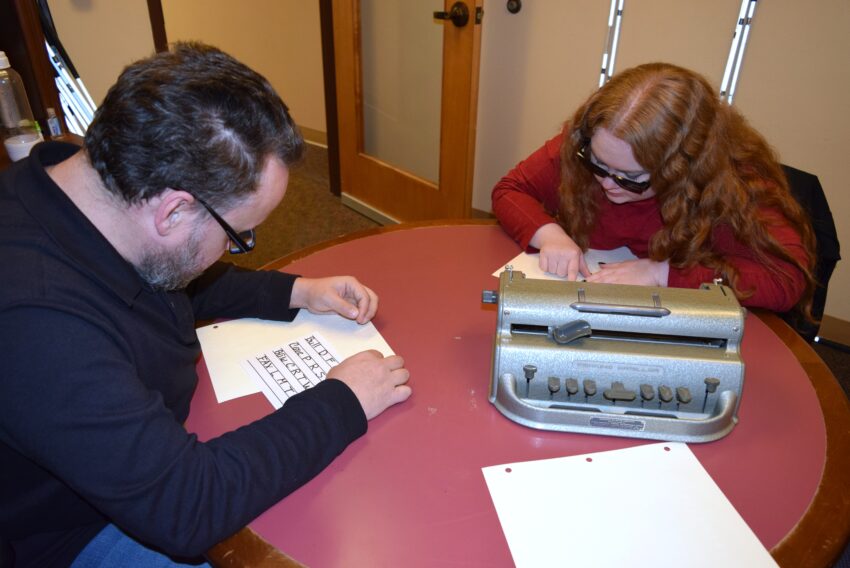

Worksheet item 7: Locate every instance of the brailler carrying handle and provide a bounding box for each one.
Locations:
[570,289,671,318]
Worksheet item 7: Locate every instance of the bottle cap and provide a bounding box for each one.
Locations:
[0,51,9,69]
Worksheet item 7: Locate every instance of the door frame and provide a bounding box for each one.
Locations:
[147,0,342,196]
[318,0,342,197]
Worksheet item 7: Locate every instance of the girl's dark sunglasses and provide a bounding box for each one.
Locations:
[576,145,652,194]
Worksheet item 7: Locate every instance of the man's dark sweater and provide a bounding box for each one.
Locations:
[0,143,368,567]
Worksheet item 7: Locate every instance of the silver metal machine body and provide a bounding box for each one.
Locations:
[483,270,746,443]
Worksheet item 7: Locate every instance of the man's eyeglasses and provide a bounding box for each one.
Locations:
[576,144,652,194]
[187,192,256,254]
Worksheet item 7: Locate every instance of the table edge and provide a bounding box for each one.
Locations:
[260,219,499,272]
[757,309,850,566]
[207,527,305,568]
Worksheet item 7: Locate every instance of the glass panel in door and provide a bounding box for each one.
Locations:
[359,0,443,184]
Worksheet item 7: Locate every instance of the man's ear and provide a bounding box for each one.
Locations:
[152,189,196,237]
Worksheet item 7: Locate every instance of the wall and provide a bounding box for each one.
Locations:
[48,0,154,105]
[472,0,849,321]
[161,0,326,141]
[472,0,607,217]
[732,1,850,322]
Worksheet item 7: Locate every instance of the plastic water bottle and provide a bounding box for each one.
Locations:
[0,51,43,161]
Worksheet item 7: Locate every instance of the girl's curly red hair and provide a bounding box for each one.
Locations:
[558,62,816,315]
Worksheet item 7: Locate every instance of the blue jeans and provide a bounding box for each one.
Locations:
[70,524,210,568]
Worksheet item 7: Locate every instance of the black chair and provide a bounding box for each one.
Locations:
[778,164,841,342]
[0,538,13,568]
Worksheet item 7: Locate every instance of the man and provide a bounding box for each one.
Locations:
[0,43,411,567]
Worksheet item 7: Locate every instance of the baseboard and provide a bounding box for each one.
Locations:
[470,207,495,219]
[338,197,495,225]
[340,193,399,225]
[815,315,850,350]
[300,126,327,146]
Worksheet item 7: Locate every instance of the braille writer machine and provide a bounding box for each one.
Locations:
[482,268,746,442]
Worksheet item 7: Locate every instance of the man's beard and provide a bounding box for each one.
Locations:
[133,231,207,291]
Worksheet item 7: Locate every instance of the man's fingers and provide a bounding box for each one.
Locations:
[390,385,413,404]
[391,367,410,387]
[354,286,378,323]
[384,354,406,370]
[332,295,360,319]
[354,349,383,359]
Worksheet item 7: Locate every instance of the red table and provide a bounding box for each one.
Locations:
[189,222,850,567]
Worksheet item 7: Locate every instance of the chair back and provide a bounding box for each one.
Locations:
[0,538,13,568]
[780,164,841,341]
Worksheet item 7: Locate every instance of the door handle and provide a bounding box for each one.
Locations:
[434,1,469,27]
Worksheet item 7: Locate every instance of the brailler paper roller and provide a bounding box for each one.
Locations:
[482,268,746,443]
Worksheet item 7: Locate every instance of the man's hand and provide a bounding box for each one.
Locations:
[584,259,670,286]
[529,223,589,280]
[329,350,412,420]
[290,276,378,324]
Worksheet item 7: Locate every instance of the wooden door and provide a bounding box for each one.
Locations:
[332,0,483,222]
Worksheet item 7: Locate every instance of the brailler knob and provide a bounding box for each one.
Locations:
[565,378,579,395]
[704,377,720,393]
[551,320,592,345]
[523,364,537,381]
[658,385,674,403]
[548,377,561,394]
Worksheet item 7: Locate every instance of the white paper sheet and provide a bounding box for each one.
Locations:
[241,332,341,409]
[482,443,778,568]
[197,312,393,403]
[492,247,638,281]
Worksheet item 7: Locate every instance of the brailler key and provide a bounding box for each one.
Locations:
[603,381,636,402]
[658,385,673,403]
[522,365,537,398]
[548,377,561,394]
[583,379,597,397]
[639,384,654,401]
[676,387,692,404]
[565,378,579,396]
